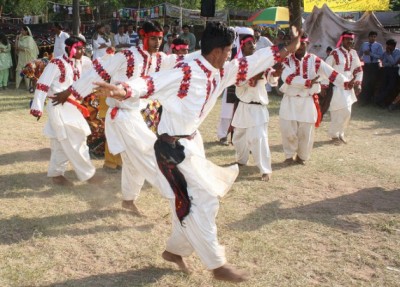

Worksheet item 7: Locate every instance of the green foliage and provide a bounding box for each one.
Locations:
[390,0,400,10]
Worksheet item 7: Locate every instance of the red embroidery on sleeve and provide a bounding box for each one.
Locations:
[329,71,338,83]
[36,83,49,92]
[51,59,66,83]
[315,57,321,74]
[69,86,82,100]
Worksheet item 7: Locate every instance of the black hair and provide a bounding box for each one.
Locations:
[163,24,170,28]
[182,24,190,29]
[172,38,188,46]
[64,36,86,55]
[54,22,63,30]
[326,46,333,52]
[386,39,397,46]
[0,33,8,46]
[22,26,29,33]
[341,30,354,36]
[201,22,235,55]
[368,31,378,37]
[141,21,162,33]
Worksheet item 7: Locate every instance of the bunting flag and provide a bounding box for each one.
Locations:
[303,0,390,13]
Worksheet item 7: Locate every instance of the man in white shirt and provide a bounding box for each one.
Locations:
[254,28,273,50]
[53,22,69,58]
[114,24,130,51]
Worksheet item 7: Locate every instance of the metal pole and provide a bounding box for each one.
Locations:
[179,0,182,29]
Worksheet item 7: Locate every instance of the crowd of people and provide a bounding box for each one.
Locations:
[0,18,398,283]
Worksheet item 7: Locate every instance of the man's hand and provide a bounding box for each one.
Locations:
[272,63,284,77]
[92,82,127,101]
[311,75,320,86]
[280,26,303,57]
[51,89,71,106]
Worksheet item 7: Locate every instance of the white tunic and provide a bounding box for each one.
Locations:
[323,47,363,111]
[92,36,112,59]
[280,53,349,123]
[124,47,281,198]
[53,31,70,58]
[31,55,92,140]
[232,69,277,128]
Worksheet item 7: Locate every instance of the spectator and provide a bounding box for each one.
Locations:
[325,46,333,60]
[53,22,69,58]
[179,24,196,52]
[15,26,39,90]
[92,23,112,59]
[375,39,400,107]
[273,30,286,49]
[358,31,383,105]
[163,24,171,42]
[254,28,273,50]
[104,24,116,47]
[162,33,174,54]
[126,23,139,47]
[0,33,12,90]
[114,24,130,51]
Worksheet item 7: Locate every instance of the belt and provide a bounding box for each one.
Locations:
[67,98,90,118]
[239,100,262,105]
[158,132,196,144]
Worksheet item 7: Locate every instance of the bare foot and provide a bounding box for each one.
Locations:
[87,174,105,185]
[121,200,144,217]
[162,250,191,274]
[52,175,74,187]
[213,264,248,283]
[261,173,271,181]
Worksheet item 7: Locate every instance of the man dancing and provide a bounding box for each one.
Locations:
[91,23,303,282]
[30,36,103,186]
[279,34,355,165]
[322,31,363,145]
[231,27,281,181]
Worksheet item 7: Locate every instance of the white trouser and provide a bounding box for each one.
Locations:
[48,134,95,181]
[165,191,226,270]
[328,105,352,139]
[217,118,231,140]
[120,151,145,201]
[279,119,315,161]
[232,123,272,174]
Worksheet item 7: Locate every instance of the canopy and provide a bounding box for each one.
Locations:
[247,7,289,27]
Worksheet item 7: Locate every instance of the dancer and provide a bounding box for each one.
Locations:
[90,23,303,282]
[231,27,281,181]
[30,36,103,186]
[322,31,363,145]
[280,34,355,165]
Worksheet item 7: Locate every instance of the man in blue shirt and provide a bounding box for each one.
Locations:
[358,31,383,105]
[126,23,139,47]
[376,39,400,107]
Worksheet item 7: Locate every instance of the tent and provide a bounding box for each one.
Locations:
[303,4,400,58]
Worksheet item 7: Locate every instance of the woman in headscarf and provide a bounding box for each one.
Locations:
[15,25,39,90]
[0,33,12,90]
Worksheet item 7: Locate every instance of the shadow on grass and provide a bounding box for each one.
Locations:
[0,148,50,166]
[38,267,176,287]
[0,208,153,245]
[229,187,400,232]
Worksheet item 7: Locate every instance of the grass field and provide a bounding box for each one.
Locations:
[0,88,399,287]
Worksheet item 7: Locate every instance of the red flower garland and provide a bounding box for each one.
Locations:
[271,45,281,62]
[332,50,340,66]
[155,53,162,72]
[92,59,111,82]
[36,83,49,92]
[121,50,135,79]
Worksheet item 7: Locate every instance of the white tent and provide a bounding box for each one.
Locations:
[303,4,400,58]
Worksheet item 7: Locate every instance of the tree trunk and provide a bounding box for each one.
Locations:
[72,0,80,36]
[288,0,302,28]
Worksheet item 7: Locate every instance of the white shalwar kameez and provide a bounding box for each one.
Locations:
[232,69,278,174]
[71,47,200,201]
[122,47,282,269]
[280,53,351,161]
[30,55,95,181]
[216,89,234,140]
[323,47,363,139]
